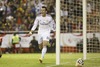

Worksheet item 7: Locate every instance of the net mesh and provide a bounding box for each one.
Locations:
[86,0,100,53]
[60,0,100,53]
[60,0,83,53]
[60,0,100,65]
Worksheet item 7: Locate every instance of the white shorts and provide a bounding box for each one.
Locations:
[38,33,50,44]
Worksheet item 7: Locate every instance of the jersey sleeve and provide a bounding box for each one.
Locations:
[50,17,56,31]
[31,17,39,31]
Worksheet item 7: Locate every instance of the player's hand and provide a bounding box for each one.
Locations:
[29,31,32,35]
[28,31,32,36]
[24,31,32,37]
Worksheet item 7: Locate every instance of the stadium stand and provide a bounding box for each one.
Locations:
[0,0,100,53]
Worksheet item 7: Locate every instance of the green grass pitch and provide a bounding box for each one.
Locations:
[0,53,100,67]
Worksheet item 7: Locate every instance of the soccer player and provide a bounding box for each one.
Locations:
[29,6,56,63]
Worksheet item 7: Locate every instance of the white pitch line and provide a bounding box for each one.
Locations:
[46,62,70,67]
[46,57,100,67]
[93,66,100,67]
[87,57,100,60]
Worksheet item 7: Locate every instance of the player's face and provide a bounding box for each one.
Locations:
[41,8,47,16]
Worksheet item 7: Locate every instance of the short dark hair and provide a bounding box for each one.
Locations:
[42,6,47,11]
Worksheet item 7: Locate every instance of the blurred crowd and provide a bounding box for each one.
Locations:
[60,0,100,33]
[0,0,100,33]
[0,0,55,31]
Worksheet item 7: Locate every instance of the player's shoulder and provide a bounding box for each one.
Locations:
[46,14,52,17]
[46,14,53,20]
[35,14,42,20]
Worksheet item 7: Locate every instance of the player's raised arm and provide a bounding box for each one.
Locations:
[31,17,39,31]
[29,17,39,35]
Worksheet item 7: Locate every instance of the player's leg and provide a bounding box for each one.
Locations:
[39,41,48,63]
[38,35,43,50]
[39,34,50,63]
[38,35,44,63]
[41,41,48,58]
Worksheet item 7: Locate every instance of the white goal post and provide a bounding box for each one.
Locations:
[83,0,87,60]
[56,0,60,65]
[56,0,87,65]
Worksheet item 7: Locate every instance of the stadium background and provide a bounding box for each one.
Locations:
[0,0,100,53]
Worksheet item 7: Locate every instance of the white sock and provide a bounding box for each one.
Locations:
[41,46,47,59]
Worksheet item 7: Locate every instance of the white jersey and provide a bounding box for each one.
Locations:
[31,14,56,35]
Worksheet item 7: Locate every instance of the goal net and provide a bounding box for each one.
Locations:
[59,0,100,65]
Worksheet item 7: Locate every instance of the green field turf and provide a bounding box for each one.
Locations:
[0,53,100,67]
